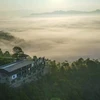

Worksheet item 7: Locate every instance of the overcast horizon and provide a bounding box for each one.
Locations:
[0,0,100,12]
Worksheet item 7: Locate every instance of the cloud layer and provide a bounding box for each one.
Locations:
[0,15,100,61]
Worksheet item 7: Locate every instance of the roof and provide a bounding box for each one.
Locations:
[0,60,33,73]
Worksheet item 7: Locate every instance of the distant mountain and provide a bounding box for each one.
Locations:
[31,9,100,15]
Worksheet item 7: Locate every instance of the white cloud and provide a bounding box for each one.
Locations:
[0,15,100,61]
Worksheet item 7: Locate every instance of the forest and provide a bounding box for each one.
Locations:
[0,47,100,100]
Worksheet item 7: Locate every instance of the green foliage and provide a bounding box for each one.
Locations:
[12,46,30,60]
[33,56,37,61]
[3,51,11,57]
[0,47,30,66]
[13,46,23,54]
[0,47,100,100]
[0,49,3,57]
[51,98,61,100]
[0,50,13,66]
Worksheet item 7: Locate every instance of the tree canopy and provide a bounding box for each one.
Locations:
[0,47,100,100]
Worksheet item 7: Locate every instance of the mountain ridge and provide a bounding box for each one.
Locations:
[31,9,100,15]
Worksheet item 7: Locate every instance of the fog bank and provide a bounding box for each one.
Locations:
[0,15,100,61]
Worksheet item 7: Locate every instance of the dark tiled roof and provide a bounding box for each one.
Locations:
[0,60,33,72]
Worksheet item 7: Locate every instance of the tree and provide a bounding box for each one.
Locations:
[13,46,23,54]
[33,56,37,61]
[61,60,69,70]
[51,98,61,100]
[3,51,11,57]
[12,46,30,60]
[0,49,3,57]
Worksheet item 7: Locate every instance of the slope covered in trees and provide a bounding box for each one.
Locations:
[0,31,15,41]
[0,57,100,100]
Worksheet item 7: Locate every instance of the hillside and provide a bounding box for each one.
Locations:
[0,31,15,41]
[0,58,100,100]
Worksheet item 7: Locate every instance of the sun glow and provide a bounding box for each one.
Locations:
[47,0,66,11]
[50,0,65,4]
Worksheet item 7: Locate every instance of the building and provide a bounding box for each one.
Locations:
[0,58,49,87]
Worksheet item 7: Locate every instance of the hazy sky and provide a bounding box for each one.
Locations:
[0,0,100,12]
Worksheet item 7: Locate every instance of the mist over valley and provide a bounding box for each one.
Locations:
[0,14,100,61]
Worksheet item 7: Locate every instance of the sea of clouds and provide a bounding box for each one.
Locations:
[0,15,100,61]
